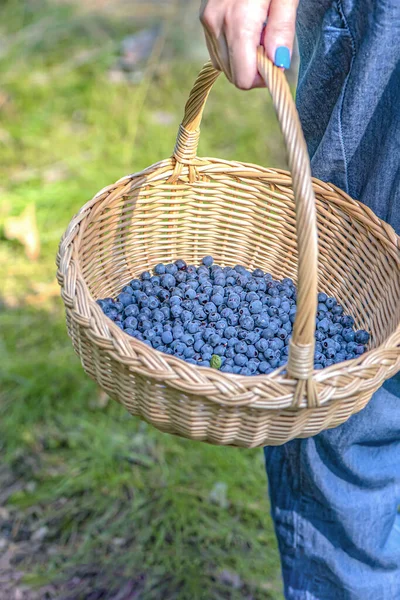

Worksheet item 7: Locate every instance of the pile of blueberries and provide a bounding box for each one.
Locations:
[97,257,370,376]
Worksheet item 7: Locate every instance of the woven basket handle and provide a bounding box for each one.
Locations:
[171,47,319,407]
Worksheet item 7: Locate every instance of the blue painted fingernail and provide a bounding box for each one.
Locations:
[274,46,291,69]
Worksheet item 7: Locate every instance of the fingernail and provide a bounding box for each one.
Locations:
[274,46,291,69]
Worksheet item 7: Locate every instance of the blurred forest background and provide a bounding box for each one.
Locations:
[0,0,296,598]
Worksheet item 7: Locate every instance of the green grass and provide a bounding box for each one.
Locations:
[0,1,286,597]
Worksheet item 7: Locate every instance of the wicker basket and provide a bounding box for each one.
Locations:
[57,49,400,447]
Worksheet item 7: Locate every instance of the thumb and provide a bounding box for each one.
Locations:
[262,0,298,69]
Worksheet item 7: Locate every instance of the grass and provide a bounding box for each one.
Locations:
[0,1,286,597]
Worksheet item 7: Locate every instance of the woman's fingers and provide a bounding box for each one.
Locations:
[199,0,298,89]
[262,0,298,69]
[200,0,269,89]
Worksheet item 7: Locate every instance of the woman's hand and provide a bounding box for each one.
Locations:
[199,0,298,89]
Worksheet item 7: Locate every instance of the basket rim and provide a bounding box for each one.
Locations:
[57,158,400,410]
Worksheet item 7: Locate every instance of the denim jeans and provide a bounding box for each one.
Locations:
[264,1,400,598]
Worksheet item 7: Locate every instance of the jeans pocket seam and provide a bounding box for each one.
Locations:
[336,0,357,195]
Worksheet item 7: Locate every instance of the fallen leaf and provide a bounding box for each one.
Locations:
[4,204,40,260]
[208,482,229,509]
[218,569,243,589]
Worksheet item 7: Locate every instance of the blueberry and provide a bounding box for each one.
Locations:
[329,323,343,336]
[318,292,328,303]
[262,328,275,340]
[184,288,197,300]
[268,322,279,335]
[124,328,135,336]
[245,330,259,344]
[227,294,241,309]
[186,321,199,334]
[164,264,178,276]
[314,363,324,370]
[355,344,365,355]
[326,297,336,309]
[214,344,226,356]
[193,308,207,321]
[277,328,288,340]
[144,328,158,342]
[267,286,279,298]
[161,274,176,290]
[171,305,183,319]
[174,259,187,270]
[269,338,284,352]
[246,344,258,358]
[314,352,326,365]
[204,301,217,315]
[117,292,133,307]
[317,318,330,333]
[181,300,193,312]
[317,303,329,312]
[160,306,171,319]
[209,333,222,347]
[153,323,163,336]
[253,268,264,277]
[341,315,355,328]
[130,279,142,290]
[124,316,138,330]
[151,309,164,323]
[215,319,227,332]
[175,271,187,283]
[203,328,214,341]
[249,300,263,314]
[202,256,214,267]
[139,319,152,332]
[254,313,269,328]
[355,330,370,344]
[174,342,187,356]
[157,289,169,302]
[147,296,159,310]
[246,360,258,374]
[211,293,224,307]
[234,354,248,367]
[263,348,275,362]
[181,334,194,346]
[192,340,204,354]
[346,341,358,354]
[258,361,271,374]
[239,315,254,331]
[235,341,248,354]
[172,325,184,340]
[280,301,291,313]
[202,344,213,356]
[198,293,209,305]
[125,304,139,318]
[154,264,166,275]
[342,328,355,343]
[255,339,269,353]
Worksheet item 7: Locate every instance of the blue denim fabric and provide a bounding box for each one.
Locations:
[264,1,400,598]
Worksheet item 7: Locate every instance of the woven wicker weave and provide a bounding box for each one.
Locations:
[57,49,400,447]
